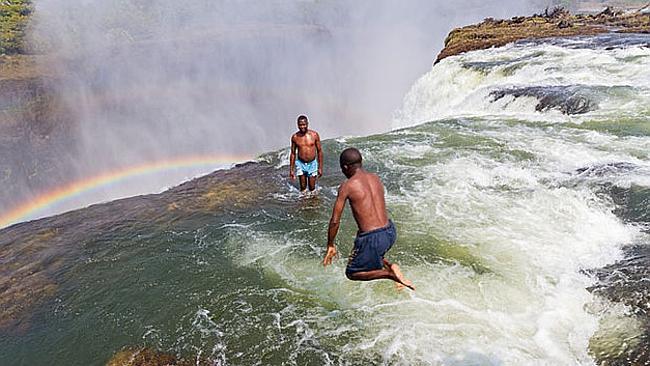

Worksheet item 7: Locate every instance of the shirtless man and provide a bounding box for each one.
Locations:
[289,115,323,192]
[323,147,414,290]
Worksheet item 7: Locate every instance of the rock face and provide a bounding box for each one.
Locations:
[0,0,33,55]
[0,55,78,214]
[436,7,650,63]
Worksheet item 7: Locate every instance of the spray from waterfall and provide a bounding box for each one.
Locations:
[4,0,550,223]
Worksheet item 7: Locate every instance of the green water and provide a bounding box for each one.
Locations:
[3,34,650,365]
[1,115,647,365]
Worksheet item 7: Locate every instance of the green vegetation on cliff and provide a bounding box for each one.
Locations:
[0,0,33,55]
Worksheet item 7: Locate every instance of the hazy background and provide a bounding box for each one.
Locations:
[6,0,555,223]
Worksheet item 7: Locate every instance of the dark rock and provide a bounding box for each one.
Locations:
[106,347,213,366]
[599,6,624,18]
[489,85,598,115]
[545,6,570,19]
[511,16,526,24]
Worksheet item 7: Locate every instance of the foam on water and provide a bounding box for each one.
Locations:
[394,38,650,129]
[7,34,646,365]
[214,35,650,362]
[219,123,644,363]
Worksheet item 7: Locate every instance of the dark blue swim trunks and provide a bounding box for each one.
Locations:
[346,220,396,277]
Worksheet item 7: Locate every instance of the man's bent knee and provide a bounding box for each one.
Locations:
[345,270,359,281]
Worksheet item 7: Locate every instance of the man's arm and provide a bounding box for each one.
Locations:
[323,184,347,266]
[289,135,296,180]
[315,132,323,178]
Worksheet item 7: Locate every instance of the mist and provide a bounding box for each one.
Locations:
[8,0,551,223]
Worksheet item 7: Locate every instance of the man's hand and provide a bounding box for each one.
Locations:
[317,167,323,178]
[289,171,295,181]
[323,245,337,266]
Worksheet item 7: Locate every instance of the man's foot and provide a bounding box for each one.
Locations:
[388,263,415,291]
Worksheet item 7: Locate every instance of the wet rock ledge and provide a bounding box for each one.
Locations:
[436,7,650,63]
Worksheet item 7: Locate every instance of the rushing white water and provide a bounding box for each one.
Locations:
[229,34,650,364]
[394,35,650,128]
[4,33,650,365]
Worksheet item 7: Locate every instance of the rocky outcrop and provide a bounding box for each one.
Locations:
[436,7,650,63]
[0,0,33,55]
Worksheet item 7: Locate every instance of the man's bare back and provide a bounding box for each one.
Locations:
[339,170,389,233]
[323,147,414,291]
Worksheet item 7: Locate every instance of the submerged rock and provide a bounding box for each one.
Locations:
[0,228,62,333]
[0,160,281,334]
[106,347,213,366]
[106,349,173,366]
[575,160,650,365]
[587,244,650,366]
[490,85,598,115]
[575,162,639,177]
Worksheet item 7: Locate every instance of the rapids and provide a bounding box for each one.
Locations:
[1,34,649,365]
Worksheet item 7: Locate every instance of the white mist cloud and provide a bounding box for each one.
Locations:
[31,0,550,155]
[5,0,554,221]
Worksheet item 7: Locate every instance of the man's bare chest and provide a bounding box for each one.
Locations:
[295,134,316,146]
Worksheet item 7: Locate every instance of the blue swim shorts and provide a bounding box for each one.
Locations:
[295,158,318,177]
[346,220,396,277]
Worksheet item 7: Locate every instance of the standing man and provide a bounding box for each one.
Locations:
[289,115,323,192]
[323,148,414,290]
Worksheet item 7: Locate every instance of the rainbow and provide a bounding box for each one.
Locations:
[0,154,252,229]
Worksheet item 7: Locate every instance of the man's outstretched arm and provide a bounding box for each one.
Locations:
[324,185,346,266]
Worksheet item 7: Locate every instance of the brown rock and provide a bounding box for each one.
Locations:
[106,348,180,366]
[435,8,650,63]
[106,347,214,366]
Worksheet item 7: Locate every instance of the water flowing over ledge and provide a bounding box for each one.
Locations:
[2,6,650,365]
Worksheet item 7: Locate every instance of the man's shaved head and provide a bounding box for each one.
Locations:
[340,147,362,167]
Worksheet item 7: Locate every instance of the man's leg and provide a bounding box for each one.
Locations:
[298,175,307,191]
[347,261,415,290]
[308,176,317,191]
[383,259,408,290]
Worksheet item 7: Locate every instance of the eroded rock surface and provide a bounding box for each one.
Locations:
[436,7,650,63]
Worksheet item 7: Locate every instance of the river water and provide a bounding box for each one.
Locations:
[2,34,649,365]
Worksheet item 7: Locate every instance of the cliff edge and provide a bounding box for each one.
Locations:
[436,6,650,63]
